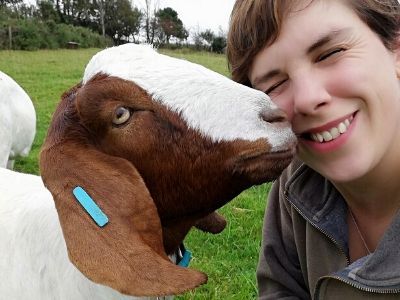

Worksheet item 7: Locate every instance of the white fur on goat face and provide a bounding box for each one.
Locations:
[83,44,295,152]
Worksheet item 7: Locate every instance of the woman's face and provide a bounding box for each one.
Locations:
[249,0,400,183]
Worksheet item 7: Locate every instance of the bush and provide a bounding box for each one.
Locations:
[0,18,112,50]
[11,20,52,50]
[211,36,226,54]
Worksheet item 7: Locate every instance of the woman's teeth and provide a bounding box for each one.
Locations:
[310,116,353,143]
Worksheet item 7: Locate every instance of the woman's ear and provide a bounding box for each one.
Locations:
[393,36,400,79]
[39,85,206,297]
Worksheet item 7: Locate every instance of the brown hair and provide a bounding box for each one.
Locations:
[227,0,400,86]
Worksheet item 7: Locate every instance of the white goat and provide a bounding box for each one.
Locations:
[0,71,36,169]
[1,44,296,299]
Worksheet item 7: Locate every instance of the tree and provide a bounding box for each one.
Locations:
[211,27,227,53]
[0,0,22,8]
[155,7,187,45]
[47,0,93,25]
[143,0,159,44]
[211,35,226,53]
[97,0,104,36]
[15,3,36,18]
[38,0,142,44]
[0,0,25,50]
[102,0,142,44]
[59,0,95,27]
[192,27,215,51]
[0,0,23,17]
[37,0,60,22]
[200,29,214,45]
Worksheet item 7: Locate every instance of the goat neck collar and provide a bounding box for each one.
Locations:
[176,243,192,267]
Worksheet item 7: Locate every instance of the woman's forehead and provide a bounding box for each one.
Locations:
[267,1,361,52]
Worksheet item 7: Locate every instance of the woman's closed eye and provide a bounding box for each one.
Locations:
[265,79,287,95]
[317,47,346,62]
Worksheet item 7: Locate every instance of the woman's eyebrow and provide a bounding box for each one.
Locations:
[307,28,350,54]
[252,69,281,88]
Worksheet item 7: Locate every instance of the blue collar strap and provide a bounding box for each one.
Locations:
[177,244,192,267]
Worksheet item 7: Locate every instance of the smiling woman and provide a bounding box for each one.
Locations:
[227,0,400,299]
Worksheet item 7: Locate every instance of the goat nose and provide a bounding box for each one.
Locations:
[260,108,288,125]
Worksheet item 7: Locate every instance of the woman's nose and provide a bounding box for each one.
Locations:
[291,73,331,117]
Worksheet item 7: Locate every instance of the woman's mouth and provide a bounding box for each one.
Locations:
[301,112,356,143]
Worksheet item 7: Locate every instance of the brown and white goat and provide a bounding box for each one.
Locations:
[39,44,296,297]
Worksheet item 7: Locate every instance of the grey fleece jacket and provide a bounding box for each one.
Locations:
[257,161,400,300]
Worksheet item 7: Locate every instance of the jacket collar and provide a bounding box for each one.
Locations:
[284,162,400,290]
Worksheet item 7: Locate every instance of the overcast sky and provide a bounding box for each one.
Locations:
[134,0,236,35]
[25,0,236,35]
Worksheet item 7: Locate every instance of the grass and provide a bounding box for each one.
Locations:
[0,48,100,174]
[0,48,270,299]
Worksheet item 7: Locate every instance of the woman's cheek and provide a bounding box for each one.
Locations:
[270,91,295,121]
[324,61,368,98]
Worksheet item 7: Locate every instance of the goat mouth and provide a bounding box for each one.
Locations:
[233,148,295,184]
[241,148,295,160]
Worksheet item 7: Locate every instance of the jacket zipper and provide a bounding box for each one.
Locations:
[314,275,400,298]
[284,193,349,264]
[285,193,400,298]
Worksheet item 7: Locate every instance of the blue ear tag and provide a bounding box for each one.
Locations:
[72,186,109,227]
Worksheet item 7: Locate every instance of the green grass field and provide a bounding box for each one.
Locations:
[0,48,270,299]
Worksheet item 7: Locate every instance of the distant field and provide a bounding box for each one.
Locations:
[0,48,270,299]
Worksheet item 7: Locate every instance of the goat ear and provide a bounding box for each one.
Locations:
[39,93,206,297]
[195,212,227,234]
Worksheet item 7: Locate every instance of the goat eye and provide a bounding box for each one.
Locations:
[112,107,131,125]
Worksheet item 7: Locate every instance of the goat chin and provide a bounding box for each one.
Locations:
[0,71,36,169]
